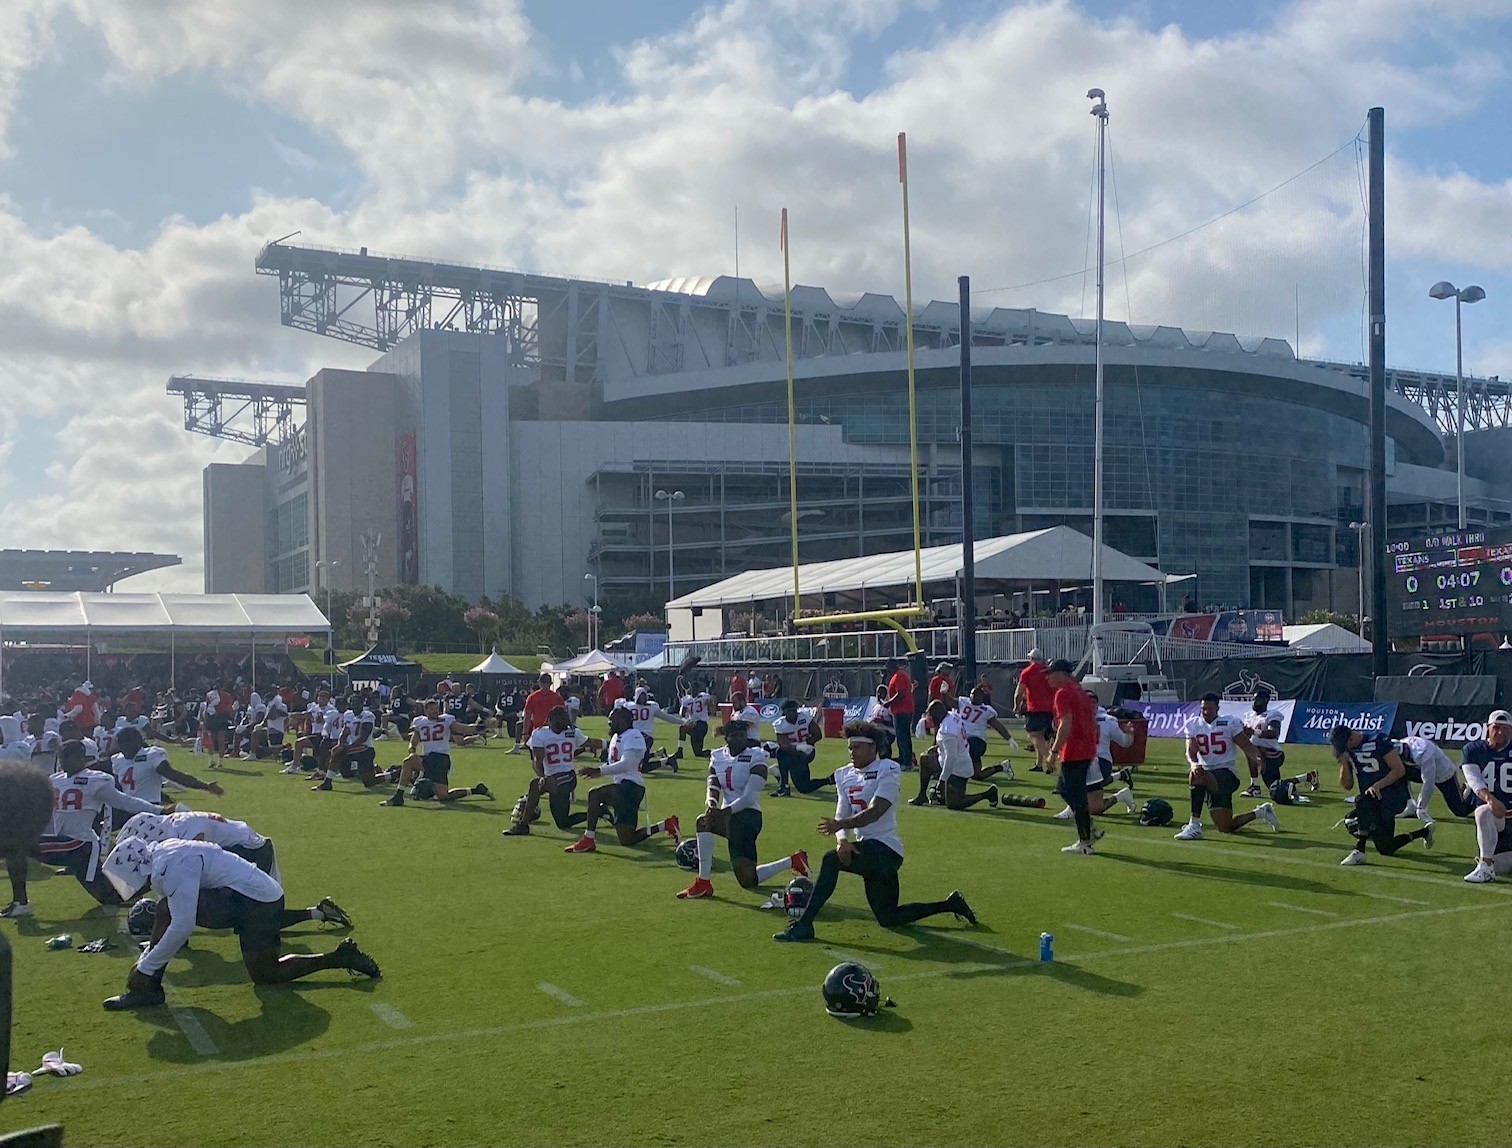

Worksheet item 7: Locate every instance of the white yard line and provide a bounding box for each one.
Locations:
[1171,912,1239,930]
[369,1004,413,1029]
[536,983,584,1008]
[65,898,1512,1096]
[1264,902,1340,918]
[1358,890,1429,906]
[1063,923,1133,942]
[111,909,218,1056]
[687,965,740,987]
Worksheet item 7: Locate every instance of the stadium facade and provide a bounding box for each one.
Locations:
[191,244,1512,618]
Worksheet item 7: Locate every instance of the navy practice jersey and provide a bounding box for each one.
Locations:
[1462,738,1512,805]
[1347,733,1408,800]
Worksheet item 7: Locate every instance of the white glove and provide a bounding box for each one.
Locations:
[35,1049,82,1077]
[5,1071,32,1095]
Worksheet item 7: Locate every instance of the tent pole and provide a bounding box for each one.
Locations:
[251,631,256,695]
[171,631,176,693]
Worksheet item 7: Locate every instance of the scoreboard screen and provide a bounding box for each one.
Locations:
[1386,526,1512,637]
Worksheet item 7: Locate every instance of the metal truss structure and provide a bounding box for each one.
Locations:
[166,376,307,447]
[1337,365,1512,436]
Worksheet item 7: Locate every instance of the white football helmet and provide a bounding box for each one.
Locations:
[117,812,168,845]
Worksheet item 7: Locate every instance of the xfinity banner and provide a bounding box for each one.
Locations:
[1127,699,1297,740]
[1286,702,1398,744]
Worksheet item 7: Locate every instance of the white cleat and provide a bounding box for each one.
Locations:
[1465,861,1496,884]
[1061,840,1095,855]
[1399,805,1420,821]
[1053,806,1074,820]
[1421,822,1436,851]
[1253,802,1281,831]
[1340,850,1368,866]
[1114,786,1137,813]
[1174,823,1203,841]
[0,901,33,919]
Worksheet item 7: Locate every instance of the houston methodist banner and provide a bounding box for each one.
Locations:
[1126,698,1395,745]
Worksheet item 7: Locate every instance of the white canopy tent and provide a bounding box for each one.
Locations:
[0,592,331,697]
[542,649,636,676]
[665,526,1187,638]
[469,651,527,675]
[1281,622,1371,653]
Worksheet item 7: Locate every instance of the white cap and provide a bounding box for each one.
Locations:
[1489,710,1512,728]
[79,737,100,763]
[117,812,168,845]
[1028,648,1045,662]
[80,681,93,693]
[102,837,154,901]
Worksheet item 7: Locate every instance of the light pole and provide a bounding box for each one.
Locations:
[1348,521,1368,639]
[1429,280,1487,530]
[315,558,340,686]
[654,489,685,603]
[583,572,599,651]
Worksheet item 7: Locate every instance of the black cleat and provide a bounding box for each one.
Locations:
[946,890,977,926]
[501,823,530,836]
[332,937,381,979]
[379,790,404,807]
[667,747,683,773]
[316,897,352,928]
[986,786,1000,808]
[908,795,929,807]
[311,778,332,792]
[472,783,494,800]
[773,921,815,943]
[773,785,792,798]
[103,984,167,1011]
[1117,768,1134,787]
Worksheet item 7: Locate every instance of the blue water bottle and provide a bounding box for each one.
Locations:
[1038,932,1054,962]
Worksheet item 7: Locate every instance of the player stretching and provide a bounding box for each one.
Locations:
[1457,711,1512,882]
[771,698,832,797]
[773,721,975,942]
[110,726,223,831]
[676,720,808,899]
[679,685,714,757]
[1330,724,1434,866]
[1175,693,1280,840]
[1400,731,1475,823]
[564,706,679,853]
[378,700,492,807]
[956,686,1014,780]
[99,838,379,1010]
[503,706,601,836]
[911,700,999,810]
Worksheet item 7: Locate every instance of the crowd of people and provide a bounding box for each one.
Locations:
[3,649,1511,1015]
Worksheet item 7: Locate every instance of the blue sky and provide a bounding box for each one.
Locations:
[0,0,1508,587]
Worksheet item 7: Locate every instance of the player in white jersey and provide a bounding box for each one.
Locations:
[24,713,62,773]
[774,721,976,943]
[676,719,809,900]
[1,739,165,918]
[678,686,714,757]
[564,706,680,853]
[109,726,223,830]
[955,686,1017,779]
[378,700,493,807]
[771,698,833,797]
[911,700,1000,811]
[614,690,687,772]
[503,706,603,836]
[1175,693,1280,840]
[728,692,765,741]
[99,838,379,1011]
[1395,734,1473,823]
[246,692,289,760]
[312,698,382,790]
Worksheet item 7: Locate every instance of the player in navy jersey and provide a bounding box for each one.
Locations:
[1330,724,1434,866]
[1460,710,1512,882]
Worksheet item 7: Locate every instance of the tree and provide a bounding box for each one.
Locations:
[564,609,593,651]
[463,605,501,653]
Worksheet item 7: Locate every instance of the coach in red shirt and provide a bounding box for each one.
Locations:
[522,674,566,741]
[927,663,955,707]
[1013,649,1055,771]
[1046,659,1100,855]
[883,657,917,770]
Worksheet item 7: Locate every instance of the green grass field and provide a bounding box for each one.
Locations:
[288,650,547,677]
[4,724,1503,1146]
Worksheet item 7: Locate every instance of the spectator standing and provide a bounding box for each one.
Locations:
[884,658,917,770]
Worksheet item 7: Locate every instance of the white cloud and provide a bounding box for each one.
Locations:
[2,0,1512,592]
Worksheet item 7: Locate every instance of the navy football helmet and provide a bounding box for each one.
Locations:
[822,961,880,1018]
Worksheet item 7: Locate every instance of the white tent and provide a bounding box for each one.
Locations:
[0,591,331,696]
[470,651,526,675]
[666,525,1186,612]
[542,649,635,676]
[1281,623,1371,653]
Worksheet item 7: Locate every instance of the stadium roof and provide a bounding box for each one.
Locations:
[0,592,329,634]
[0,550,181,592]
[666,526,1183,612]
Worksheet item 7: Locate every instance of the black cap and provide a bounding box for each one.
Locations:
[1200,692,1220,703]
[1329,724,1354,755]
[1046,659,1075,674]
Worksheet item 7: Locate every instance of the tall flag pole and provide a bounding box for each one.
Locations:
[782,208,801,624]
[899,132,923,610]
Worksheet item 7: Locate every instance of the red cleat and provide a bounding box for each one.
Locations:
[564,835,596,853]
[676,877,714,900]
[790,850,810,878]
[663,815,681,846]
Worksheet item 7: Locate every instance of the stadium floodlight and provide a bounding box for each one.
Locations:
[583,573,599,649]
[1429,281,1487,530]
[654,490,686,603]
